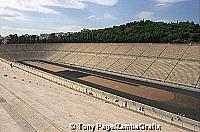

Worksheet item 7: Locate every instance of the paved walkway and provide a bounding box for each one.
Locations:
[0,60,186,132]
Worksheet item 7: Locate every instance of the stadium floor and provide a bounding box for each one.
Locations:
[21,60,200,122]
[0,60,188,132]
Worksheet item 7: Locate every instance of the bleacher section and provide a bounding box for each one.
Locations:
[142,44,168,57]
[51,52,68,62]
[90,44,108,53]
[166,61,200,87]
[160,45,188,59]
[45,51,61,61]
[58,44,72,51]
[126,44,150,56]
[0,43,199,90]
[108,57,136,73]
[82,45,96,53]
[60,53,76,64]
[100,45,119,54]
[75,53,96,65]
[142,59,177,81]
[95,56,120,70]
[182,46,200,61]
[124,58,155,77]
[67,53,84,64]
[84,54,106,68]
[112,44,132,55]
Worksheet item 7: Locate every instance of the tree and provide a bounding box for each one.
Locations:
[2,20,200,44]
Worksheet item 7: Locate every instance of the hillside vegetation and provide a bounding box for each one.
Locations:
[2,20,200,44]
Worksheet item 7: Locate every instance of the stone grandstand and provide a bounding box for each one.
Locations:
[0,43,199,90]
[0,43,200,132]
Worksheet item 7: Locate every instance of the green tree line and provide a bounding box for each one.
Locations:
[1,20,200,44]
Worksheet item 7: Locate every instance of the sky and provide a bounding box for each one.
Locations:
[0,0,199,36]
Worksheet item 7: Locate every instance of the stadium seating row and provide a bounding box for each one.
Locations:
[0,43,199,61]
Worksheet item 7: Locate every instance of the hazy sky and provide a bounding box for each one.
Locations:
[0,0,199,36]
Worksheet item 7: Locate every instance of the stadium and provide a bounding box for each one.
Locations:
[0,43,199,132]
